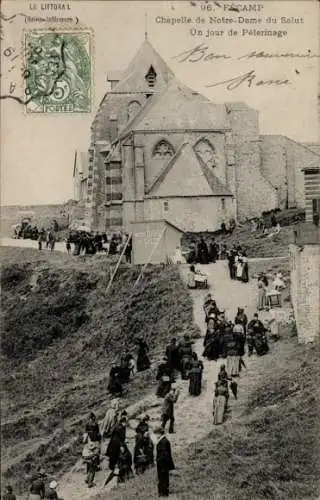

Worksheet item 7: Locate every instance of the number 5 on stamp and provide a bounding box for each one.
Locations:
[23,29,92,113]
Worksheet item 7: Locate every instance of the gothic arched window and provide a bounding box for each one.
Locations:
[194,139,216,168]
[145,65,157,88]
[152,139,175,159]
[127,100,141,121]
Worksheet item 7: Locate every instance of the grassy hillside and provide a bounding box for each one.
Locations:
[1,247,200,493]
[101,330,320,500]
[182,209,306,258]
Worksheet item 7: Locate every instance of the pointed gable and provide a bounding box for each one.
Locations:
[112,39,174,93]
[147,143,232,198]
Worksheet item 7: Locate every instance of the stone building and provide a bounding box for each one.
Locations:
[74,38,320,232]
[289,225,320,343]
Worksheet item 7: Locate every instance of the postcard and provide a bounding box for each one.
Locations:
[1,1,319,499]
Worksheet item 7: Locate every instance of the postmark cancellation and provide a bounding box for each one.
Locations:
[23,29,92,113]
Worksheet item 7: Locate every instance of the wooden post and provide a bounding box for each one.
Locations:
[106,233,132,292]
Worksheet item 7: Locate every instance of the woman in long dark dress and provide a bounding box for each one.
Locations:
[208,239,218,263]
[118,444,133,483]
[107,365,123,397]
[227,250,236,280]
[134,431,154,475]
[241,252,249,283]
[188,356,204,396]
[119,352,133,383]
[106,418,127,473]
[203,318,220,361]
[136,338,150,372]
[199,238,209,264]
[213,380,229,425]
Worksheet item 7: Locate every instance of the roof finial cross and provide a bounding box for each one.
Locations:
[144,12,148,40]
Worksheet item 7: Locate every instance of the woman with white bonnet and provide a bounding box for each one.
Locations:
[44,480,61,499]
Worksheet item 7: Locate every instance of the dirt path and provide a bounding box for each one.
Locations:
[55,262,258,500]
[0,237,68,253]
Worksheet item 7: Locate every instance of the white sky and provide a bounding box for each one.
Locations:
[1,0,319,205]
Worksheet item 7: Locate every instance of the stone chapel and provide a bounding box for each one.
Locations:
[73,37,320,232]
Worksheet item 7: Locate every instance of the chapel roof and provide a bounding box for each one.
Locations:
[146,142,233,198]
[302,142,320,156]
[117,78,229,141]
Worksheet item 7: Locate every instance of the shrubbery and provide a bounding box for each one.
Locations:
[1,264,90,360]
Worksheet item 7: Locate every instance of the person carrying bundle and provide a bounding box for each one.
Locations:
[82,413,101,489]
[156,357,173,398]
[247,313,269,356]
[134,420,154,475]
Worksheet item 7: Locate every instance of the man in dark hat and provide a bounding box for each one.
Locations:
[136,337,150,372]
[28,467,47,498]
[247,313,268,356]
[165,338,179,373]
[156,357,173,398]
[156,428,175,497]
[136,414,150,436]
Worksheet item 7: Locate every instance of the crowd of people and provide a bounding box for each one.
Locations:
[5,264,283,499]
[76,289,273,498]
[226,245,249,282]
[3,472,62,500]
[67,231,132,261]
[186,237,225,265]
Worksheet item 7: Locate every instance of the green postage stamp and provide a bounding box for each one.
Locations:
[24,30,92,113]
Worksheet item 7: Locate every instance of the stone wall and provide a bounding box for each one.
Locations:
[260,136,288,209]
[289,243,320,342]
[235,141,278,218]
[141,196,235,232]
[260,135,318,211]
[226,103,278,218]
